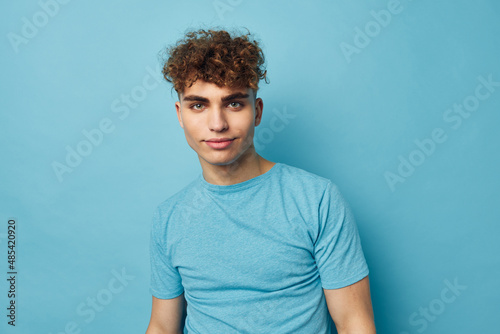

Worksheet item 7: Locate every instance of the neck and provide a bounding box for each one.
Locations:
[199,147,274,186]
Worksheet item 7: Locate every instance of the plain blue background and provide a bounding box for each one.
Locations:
[1,0,499,333]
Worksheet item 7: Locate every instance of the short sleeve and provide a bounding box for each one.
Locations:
[314,182,369,289]
[149,207,184,299]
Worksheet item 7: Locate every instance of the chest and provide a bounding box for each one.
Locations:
[169,207,319,297]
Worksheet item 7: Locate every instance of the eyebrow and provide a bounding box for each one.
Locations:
[183,95,209,103]
[183,92,250,103]
[221,92,249,102]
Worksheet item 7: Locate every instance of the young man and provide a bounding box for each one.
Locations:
[146,29,376,334]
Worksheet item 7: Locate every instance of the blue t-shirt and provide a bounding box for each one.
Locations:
[150,162,369,333]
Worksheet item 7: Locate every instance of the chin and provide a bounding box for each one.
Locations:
[201,153,241,167]
[208,157,237,166]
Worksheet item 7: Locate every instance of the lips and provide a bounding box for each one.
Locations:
[204,138,234,149]
[205,138,234,142]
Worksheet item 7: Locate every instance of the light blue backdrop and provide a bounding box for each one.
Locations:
[1,0,499,333]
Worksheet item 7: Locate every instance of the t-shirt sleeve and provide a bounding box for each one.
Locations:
[149,207,184,299]
[314,182,369,289]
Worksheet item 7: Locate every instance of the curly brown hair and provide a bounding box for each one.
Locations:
[161,28,268,95]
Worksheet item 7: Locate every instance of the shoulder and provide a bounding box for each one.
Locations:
[277,162,335,192]
[276,163,348,214]
[152,176,201,227]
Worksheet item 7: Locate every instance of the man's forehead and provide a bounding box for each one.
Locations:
[179,80,254,100]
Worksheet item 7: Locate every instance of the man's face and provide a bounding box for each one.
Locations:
[175,80,263,168]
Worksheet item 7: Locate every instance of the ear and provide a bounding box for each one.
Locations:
[175,101,184,128]
[254,97,264,126]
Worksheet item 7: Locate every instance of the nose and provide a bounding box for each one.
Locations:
[207,107,228,132]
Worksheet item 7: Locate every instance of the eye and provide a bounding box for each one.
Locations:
[191,103,204,110]
[228,102,242,108]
